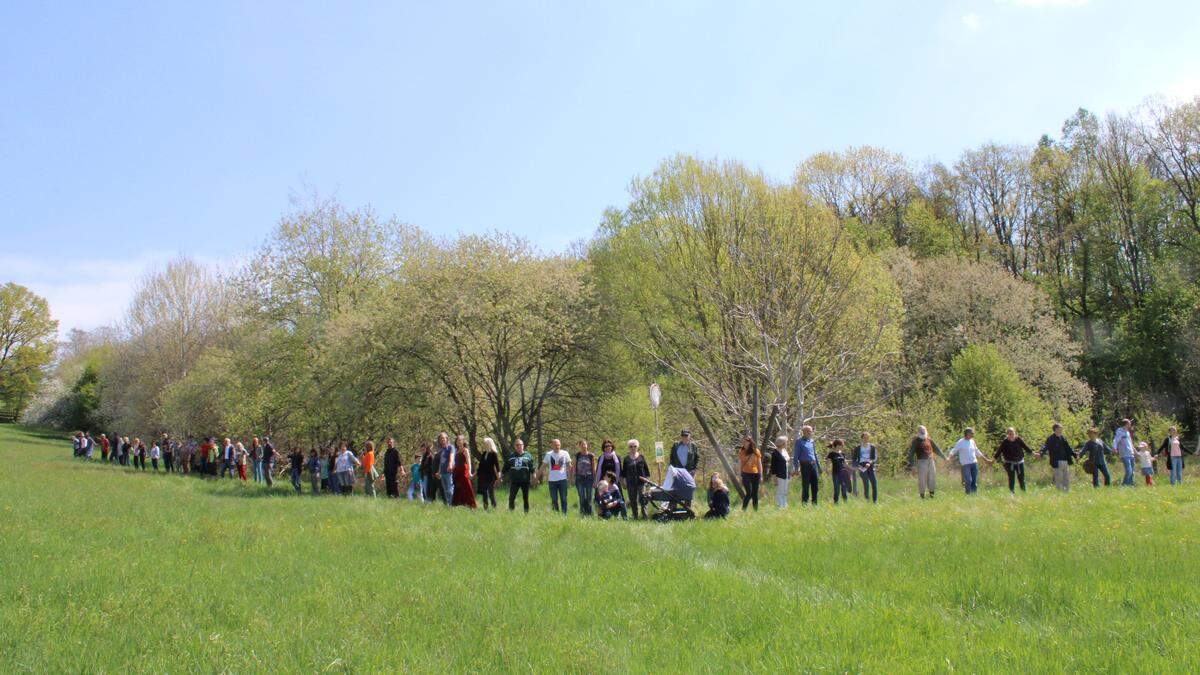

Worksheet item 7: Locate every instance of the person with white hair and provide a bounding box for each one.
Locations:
[475,437,501,510]
[621,439,651,519]
[908,425,946,499]
[768,435,791,507]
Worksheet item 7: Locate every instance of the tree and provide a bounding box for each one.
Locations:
[954,143,1034,276]
[941,344,1051,443]
[0,282,58,416]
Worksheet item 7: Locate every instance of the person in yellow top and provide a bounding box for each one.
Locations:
[737,435,763,511]
[361,441,377,498]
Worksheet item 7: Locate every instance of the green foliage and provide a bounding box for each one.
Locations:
[902,200,960,259]
[0,283,58,416]
[941,344,1051,444]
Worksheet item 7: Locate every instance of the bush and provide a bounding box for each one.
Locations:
[941,344,1051,446]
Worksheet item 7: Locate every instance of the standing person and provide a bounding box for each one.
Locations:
[325,448,338,493]
[149,441,161,471]
[434,433,456,506]
[450,437,477,508]
[135,439,147,470]
[1041,423,1076,492]
[704,473,731,519]
[769,436,791,508]
[383,438,402,499]
[361,441,377,498]
[318,449,331,492]
[100,433,111,462]
[793,426,821,505]
[621,440,651,519]
[1136,442,1155,486]
[250,438,263,483]
[505,439,535,512]
[162,435,175,473]
[669,429,700,477]
[1080,428,1113,488]
[1114,419,1136,486]
[908,425,946,499]
[419,443,440,503]
[407,452,425,501]
[119,437,131,467]
[334,443,360,495]
[573,440,596,516]
[853,432,878,504]
[1158,427,1190,486]
[948,428,992,494]
[289,447,305,494]
[307,450,321,494]
[595,440,621,488]
[826,440,852,504]
[993,428,1034,494]
[236,442,249,481]
[538,439,572,515]
[737,436,763,511]
[262,437,277,488]
[476,437,501,511]
[217,438,232,478]
[182,438,195,475]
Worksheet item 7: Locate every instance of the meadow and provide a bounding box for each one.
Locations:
[2,424,1198,673]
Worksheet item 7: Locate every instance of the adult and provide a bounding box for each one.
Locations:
[119,436,130,467]
[737,436,763,511]
[383,437,402,498]
[852,432,878,504]
[621,440,651,519]
[504,439,535,512]
[419,443,439,503]
[1080,427,1113,487]
[595,439,620,488]
[288,447,305,494]
[1041,423,1076,492]
[334,443,360,495]
[669,429,700,475]
[573,440,596,516]
[1158,426,1191,486]
[434,433,456,506]
[262,437,277,487]
[100,433,111,463]
[1114,419,1136,487]
[326,447,339,494]
[948,428,992,494]
[476,437,501,510]
[361,441,377,498]
[307,450,321,494]
[993,428,1034,494]
[450,437,477,508]
[149,441,161,471]
[250,437,263,483]
[539,438,572,515]
[180,438,194,475]
[792,425,821,504]
[704,473,730,519]
[908,425,946,499]
[769,436,791,508]
[236,442,249,481]
[134,439,147,470]
[162,434,174,473]
[220,438,235,479]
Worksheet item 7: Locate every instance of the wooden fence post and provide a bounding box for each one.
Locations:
[693,406,746,501]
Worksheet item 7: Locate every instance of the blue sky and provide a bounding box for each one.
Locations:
[3,0,1199,334]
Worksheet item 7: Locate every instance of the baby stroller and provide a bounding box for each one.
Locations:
[642,479,696,522]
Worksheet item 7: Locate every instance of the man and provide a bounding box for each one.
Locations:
[262,436,276,487]
[83,432,94,459]
[198,437,212,475]
[383,437,402,498]
[948,428,991,494]
[161,434,174,473]
[504,439,535,512]
[1041,423,1076,492]
[669,429,699,475]
[220,437,235,478]
[288,447,305,494]
[908,425,946,499]
[539,438,572,515]
[621,439,651,519]
[792,426,821,504]
[1114,419,1135,486]
[769,435,790,507]
[434,432,456,505]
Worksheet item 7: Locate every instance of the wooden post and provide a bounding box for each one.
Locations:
[751,383,760,446]
[763,405,781,451]
[693,406,746,501]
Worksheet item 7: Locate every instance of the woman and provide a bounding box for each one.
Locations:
[621,440,651,519]
[419,443,438,503]
[149,441,161,471]
[250,437,263,483]
[573,440,596,516]
[327,447,340,494]
[595,439,620,487]
[993,427,1034,493]
[307,449,321,494]
[1158,427,1191,485]
[476,437,501,510]
[908,425,946,499]
[1080,427,1113,487]
[334,443,360,495]
[119,437,131,467]
[236,442,249,481]
[450,436,477,508]
[134,439,147,471]
[737,436,763,511]
[361,441,377,497]
[769,436,790,508]
[704,472,730,519]
[853,432,878,503]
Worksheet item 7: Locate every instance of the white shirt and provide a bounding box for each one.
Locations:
[1136,449,1153,469]
[1114,427,1134,458]
[951,438,980,465]
[150,444,161,459]
[335,450,360,473]
[543,450,571,481]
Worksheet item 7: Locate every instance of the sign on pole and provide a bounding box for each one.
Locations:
[649,383,661,409]
[654,441,664,464]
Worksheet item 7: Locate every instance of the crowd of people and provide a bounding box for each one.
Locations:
[69,419,1195,519]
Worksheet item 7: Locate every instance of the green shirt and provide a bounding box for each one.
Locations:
[505,453,535,482]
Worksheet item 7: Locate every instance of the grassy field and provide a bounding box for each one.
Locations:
[2,424,1199,673]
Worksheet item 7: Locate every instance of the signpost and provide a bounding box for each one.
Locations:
[650,383,663,482]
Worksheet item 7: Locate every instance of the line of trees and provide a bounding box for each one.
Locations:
[18,96,1200,470]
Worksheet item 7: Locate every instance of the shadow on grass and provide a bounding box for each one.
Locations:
[7,424,70,442]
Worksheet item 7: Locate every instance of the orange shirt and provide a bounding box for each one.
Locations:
[739,449,762,474]
[362,450,375,474]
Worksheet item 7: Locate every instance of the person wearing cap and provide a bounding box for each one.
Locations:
[670,429,699,474]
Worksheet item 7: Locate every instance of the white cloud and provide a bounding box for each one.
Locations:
[1162,75,1200,102]
[961,13,983,31]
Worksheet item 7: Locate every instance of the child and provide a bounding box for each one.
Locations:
[407,453,424,501]
[704,472,730,519]
[596,480,626,519]
[826,440,853,504]
[1136,442,1155,486]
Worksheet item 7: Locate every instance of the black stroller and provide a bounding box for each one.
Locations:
[642,478,696,522]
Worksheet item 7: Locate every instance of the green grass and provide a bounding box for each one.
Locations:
[2,424,1199,673]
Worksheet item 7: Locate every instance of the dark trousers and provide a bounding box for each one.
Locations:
[508,480,530,512]
[800,462,820,503]
[860,467,877,502]
[263,462,274,487]
[1003,462,1026,492]
[576,478,594,516]
[291,468,302,494]
[151,458,159,471]
[741,472,760,510]
[832,470,849,503]
[220,459,233,478]
[1092,461,1112,487]
[626,481,646,519]
[385,471,399,498]
[478,477,497,510]
[137,455,146,470]
[426,475,443,503]
[548,480,569,514]
[164,453,174,472]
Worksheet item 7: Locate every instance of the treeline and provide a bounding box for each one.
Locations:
[22,96,1200,467]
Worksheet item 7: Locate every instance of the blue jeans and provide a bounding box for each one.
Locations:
[440,473,455,505]
[1170,456,1183,485]
[291,467,302,494]
[960,463,979,494]
[576,478,594,516]
[1121,456,1135,486]
[548,479,569,514]
[252,459,263,482]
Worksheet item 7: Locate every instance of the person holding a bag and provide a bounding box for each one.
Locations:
[1080,427,1113,487]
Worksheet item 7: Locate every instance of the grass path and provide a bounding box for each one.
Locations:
[2,424,1198,673]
